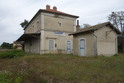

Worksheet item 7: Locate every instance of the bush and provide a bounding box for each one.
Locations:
[0,50,25,58]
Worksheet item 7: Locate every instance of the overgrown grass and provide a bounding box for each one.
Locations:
[0,71,10,83]
[0,54,124,83]
[0,50,25,58]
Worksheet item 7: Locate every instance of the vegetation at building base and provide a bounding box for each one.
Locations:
[0,50,25,58]
[0,53,124,83]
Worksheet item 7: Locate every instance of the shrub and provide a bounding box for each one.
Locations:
[0,50,25,58]
[113,54,118,56]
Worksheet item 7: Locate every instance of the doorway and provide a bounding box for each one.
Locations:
[66,41,71,54]
[80,39,85,56]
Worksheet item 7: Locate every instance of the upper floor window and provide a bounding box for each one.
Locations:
[37,21,39,25]
[37,21,39,29]
[58,22,62,27]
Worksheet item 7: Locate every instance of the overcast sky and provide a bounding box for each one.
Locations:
[0,0,124,45]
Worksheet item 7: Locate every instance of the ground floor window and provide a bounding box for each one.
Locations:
[49,40,54,51]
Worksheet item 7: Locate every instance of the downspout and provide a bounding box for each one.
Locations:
[90,30,97,56]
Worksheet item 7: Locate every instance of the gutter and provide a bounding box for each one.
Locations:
[90,31,97,56]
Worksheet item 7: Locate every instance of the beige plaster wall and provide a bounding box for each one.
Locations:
[73,32,95,56]
[39,12,77,54]
[41,31,73,54]
[44,13,76,32]
[94,26,118,56]
[25,14,41,33]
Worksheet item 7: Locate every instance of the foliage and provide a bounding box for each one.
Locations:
[20,19,29,28]
[1,42,13,49]
[0,50,25,58]
[108,11,124,33]
[82,24,91,28]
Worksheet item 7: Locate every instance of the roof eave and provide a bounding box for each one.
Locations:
[70,30,94,35]
[70,22,121,35]
[16,33,41,42]
[24,9,41,30]
[40,9,79,18]
[107,23,121,34]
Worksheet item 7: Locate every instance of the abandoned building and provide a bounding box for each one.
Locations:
[70,22,121,56]
[17,5,121,56]
[17,5,79,54]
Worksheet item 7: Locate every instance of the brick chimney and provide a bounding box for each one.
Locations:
[53,6,57,11]
[46,5,50,10]
[76,20,80,31]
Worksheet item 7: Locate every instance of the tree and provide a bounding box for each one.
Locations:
[108,11,124,34]
[1,42,13,49]
[108,11,124,53]
[20,19,29,28]
[82,24,91,28]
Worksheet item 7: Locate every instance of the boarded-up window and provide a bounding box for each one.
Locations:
[49,40,54,51]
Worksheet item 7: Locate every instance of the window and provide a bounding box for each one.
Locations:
[49,40,54,51]
[32,25,34,32]
[58,22,62,27]
[37,21,39,30]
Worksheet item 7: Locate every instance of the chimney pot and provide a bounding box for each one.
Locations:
[46,5,50,10]
[76,20,80,31]
[53,6,57,11]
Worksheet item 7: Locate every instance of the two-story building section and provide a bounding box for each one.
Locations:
[17,5,79,54]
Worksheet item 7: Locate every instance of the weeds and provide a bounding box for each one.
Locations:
[0,71,10,83]
[0,54,124,83]
[14,76,22,83]
[0,50,25,58]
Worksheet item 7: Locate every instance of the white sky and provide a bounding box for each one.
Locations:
[0,0,124,45]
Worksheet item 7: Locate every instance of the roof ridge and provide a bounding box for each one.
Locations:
[70,22,121,35]
[40,9,79,18]
[80,22,110,31]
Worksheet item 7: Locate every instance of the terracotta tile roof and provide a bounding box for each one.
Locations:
[70,22,121,35]
[39,9,79,18]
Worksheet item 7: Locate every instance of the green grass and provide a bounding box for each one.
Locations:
[0,54,124,83]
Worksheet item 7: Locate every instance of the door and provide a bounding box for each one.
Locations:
[29,40,32,53]
[80,39,85,56]
[49,40,54,51]
[66,41,71,54]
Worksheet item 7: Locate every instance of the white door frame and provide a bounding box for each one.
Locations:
[79,38,86,56]
[49,39,55,51]
[66,40,71,54]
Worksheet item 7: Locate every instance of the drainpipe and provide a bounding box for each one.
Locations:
[90,31,97,56]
